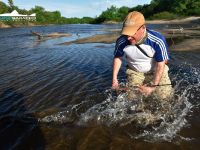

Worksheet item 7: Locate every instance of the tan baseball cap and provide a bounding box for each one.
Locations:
[121,11,145,36]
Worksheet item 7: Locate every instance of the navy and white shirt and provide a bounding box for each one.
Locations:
[114,28,169,62]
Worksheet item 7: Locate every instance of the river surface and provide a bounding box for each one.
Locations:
[0,24,200,150]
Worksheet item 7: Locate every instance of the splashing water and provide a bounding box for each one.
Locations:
[38,63,200,143]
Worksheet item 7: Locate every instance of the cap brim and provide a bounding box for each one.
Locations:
[121,25,140,36]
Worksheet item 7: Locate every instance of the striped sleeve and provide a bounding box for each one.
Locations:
[114,35,128,57]
[148,32,169,62]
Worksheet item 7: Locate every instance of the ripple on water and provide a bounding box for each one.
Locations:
[38,63,200,143]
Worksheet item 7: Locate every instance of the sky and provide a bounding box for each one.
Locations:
[1,0,152,18]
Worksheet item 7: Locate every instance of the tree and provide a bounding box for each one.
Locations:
[118,6,129,21]
[30,6,45,14]
[95,5,121,23]
[8,0,14,11]
[0,1,9,14]
[187,0,200,15]
[150,0,173,13]
[172,0,200,15]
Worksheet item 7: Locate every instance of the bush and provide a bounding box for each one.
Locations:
[149,11,178,20]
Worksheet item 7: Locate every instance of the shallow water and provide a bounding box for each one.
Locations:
[0,24,200,149]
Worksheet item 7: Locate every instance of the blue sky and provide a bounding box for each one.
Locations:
[1,0,151,18]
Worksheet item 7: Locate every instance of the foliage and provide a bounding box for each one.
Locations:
[172,0,200,16]
[94,6,119,23]
[117,6,129,21]
[146,0,200,17]
[0,0,200,25]
[149,11,178,20]
[93,6,129,23]
[8,0,14,12]
[0,2,9,14]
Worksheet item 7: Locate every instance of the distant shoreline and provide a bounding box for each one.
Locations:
[146,16,200,24]
[59,19,200,52]
[1,17,200,52]
[1,16,200,28]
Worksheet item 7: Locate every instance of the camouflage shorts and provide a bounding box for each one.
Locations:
[126,65,173,100]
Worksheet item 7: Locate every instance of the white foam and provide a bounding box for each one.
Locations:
[38,64,200,143]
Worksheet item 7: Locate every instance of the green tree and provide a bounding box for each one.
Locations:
[97,6,120,22]
[8,0,14,11]
[17,8,29,15]
[0,2,9,14]
[150,0,173,13]
[52,11,61,24]
[172,0,200,15]
[81,17,94,24]
[118,6,129,20]
[187,0,200,15]
[30,6,46,23]
[149,11,177,20]
[30,6,45,14]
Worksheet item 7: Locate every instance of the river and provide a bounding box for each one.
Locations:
[0,24,200,149]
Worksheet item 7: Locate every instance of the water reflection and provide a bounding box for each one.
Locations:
[0,88,45,150]
[0,24,200,149]
[38,62,200,144]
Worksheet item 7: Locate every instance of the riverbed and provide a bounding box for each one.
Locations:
[0,24,200,149]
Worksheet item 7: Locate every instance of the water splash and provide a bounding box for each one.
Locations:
[38,63,200,143]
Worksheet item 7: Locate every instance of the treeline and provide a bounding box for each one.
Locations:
[0,1,94,24]
[94,0,200,23]
[0,0,200,25]
[132,0,200,20]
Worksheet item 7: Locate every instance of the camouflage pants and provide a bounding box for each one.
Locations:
[126,65,173,100]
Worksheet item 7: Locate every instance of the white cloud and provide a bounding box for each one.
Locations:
[46,0,151,18]
[0,0,151,18]
[91,0,150,10]
[88,0,151,17]
[46,4,100,18]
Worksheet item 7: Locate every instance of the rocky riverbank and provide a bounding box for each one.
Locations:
[59,17,200,52]
[0,21,10,28]
[2,17,199,52]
